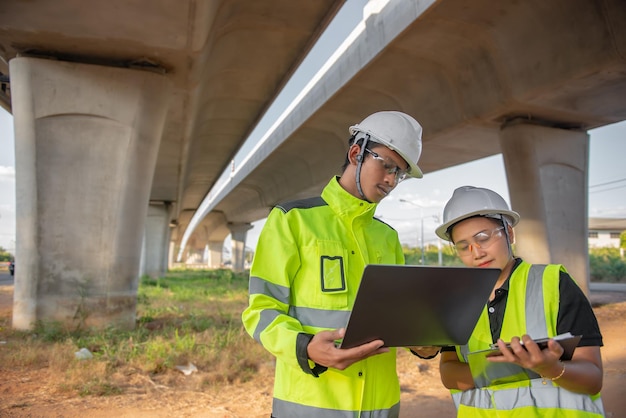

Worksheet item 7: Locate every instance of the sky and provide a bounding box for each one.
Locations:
[244,120,626,250]
[1,0,626,255]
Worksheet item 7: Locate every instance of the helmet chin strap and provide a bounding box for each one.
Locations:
[500,216,515,259]
[355,135,371,202]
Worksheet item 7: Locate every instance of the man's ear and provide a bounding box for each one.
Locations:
[348,143,362,165]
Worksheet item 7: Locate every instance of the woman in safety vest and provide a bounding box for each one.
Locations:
[242,111,439,418]
[435,185,605,417]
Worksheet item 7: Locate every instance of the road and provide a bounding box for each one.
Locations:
[0,271,622,302]
[0,272,13,287]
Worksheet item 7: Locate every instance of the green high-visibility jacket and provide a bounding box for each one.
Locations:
[242,177,405,417]
[451,261,604,417]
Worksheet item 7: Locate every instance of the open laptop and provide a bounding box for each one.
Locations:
[339,264,499,349]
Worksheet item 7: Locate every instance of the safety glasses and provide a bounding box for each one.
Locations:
[453,226,505,256]
[364,148,409,183]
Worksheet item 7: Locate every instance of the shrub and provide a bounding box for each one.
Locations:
[403,244,626,283]
[590,247,626,283]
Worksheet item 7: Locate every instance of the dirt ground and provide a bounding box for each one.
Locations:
[0,284,624,418]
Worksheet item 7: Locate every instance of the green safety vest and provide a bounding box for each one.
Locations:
[242,177,405,417]
[451,261,604,417]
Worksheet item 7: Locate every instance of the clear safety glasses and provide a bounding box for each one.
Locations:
[364,148,409,183]
[453,226,505,256]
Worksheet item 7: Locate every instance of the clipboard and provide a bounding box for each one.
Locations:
[338,264,499,349]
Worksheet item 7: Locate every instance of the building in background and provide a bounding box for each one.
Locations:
[588,218,626,248]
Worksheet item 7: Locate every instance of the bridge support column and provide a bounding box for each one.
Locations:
[10,57,170,330]
[168,240,177,270]
[500,120,590,295]
[141,203,172,278]
[229,223,252,273]
[184,234,207,266]
[207,241,224,269]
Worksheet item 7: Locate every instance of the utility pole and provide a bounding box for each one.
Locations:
[432,214,443,266]
[399,199,425,265]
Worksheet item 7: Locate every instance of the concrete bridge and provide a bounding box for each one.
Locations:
[1,0,625,330]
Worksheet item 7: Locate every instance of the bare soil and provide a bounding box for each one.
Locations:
[0,285,624,418]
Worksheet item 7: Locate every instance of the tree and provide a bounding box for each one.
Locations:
[0,246,13,262]
[403,244,463,266]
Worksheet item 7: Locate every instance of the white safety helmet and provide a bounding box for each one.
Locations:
[349,111,423,178]
[435,186,520,241]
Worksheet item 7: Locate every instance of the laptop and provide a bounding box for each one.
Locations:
[339,264,500,349]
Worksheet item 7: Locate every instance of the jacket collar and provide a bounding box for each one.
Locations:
[322,176,378,220]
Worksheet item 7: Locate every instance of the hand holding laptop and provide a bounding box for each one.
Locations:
[307,328,389,371]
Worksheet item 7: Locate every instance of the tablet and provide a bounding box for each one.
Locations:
[339,264,499,349]
[465,333,581,387]
[483,332,581,360]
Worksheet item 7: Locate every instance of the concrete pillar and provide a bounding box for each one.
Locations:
[207,241,224,269]
[139,233,146,279]
[168,240,176,270]
[500,120,590,295]
[229,223,252,272]
[10,57,170,330]
[141,203,172,278]
[185,234,208,267]
[168,221,185,267]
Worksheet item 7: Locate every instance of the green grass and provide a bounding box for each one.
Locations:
[0,269,272,396]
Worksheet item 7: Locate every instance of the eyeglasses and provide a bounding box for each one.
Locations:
[453,226,505,256]
[364,148,409,183]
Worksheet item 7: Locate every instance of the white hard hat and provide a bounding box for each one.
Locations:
[435,186,520,241]
[349,111,423,178]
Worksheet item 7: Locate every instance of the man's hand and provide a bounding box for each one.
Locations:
[307,328,389,370]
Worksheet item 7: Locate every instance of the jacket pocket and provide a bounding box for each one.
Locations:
[311,240,349,309]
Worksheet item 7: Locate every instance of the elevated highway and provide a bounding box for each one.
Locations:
[0,0,346,329]
[189,0,626,282]
[1,0,625,329]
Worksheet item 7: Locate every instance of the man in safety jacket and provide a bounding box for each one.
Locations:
[242,111,439,418]
[435,186,605,417]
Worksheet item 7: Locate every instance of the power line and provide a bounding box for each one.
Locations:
[589,178,626,189]
[588,177,626,194]
[589,184,626,194]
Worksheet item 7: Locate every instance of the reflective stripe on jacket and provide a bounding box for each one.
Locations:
[451,262,604,417]
[242,177,405,417]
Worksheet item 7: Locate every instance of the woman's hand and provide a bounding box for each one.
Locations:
[488,334,603,394]
[489,334,563,374]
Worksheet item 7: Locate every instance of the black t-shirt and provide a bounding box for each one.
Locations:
[441,258,603,352]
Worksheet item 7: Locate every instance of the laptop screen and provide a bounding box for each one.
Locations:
[339,264,499,349]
